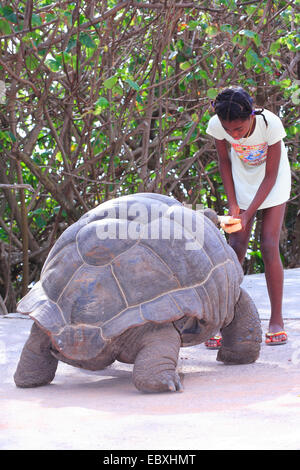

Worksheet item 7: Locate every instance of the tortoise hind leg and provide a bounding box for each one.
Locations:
[14,323,58,388]
[132,323,183,393]
[217,287,262,364]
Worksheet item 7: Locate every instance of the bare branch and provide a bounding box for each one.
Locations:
[0,184,35,192]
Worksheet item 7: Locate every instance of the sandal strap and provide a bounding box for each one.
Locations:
[265,331,287,338]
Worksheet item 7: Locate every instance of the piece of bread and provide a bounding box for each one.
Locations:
[217,215,241,225]
[217,215,242,233]
[220,221,242,233]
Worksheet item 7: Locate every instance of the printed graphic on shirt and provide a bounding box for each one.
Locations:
[231,142,268,166]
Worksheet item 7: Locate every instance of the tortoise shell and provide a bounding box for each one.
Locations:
[17,193,243,361]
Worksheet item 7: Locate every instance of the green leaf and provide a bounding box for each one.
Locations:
[1,6,17,24]
[45,13,56,22]
[176,39,185,50]
[240,29,261,47]
[220,24,233,34]
[32,208,43,215]
[207,88,218,99]
[112,84,123,96]
[0,130,13,145]
[188,20,199,31]
[197,70,208,80]
[62,52,74,66]
[94,97,110,113]
[291,87,300,105]
[8,131,16,142]
[232,33,248,47]
[240,29,256,38]
[245,5,258,16]
[103,76,118,89]
[31,13,42,27]
[245,49,260,69]
[269,41,281,55]
[179,61,191,71]
[66,37,76,53]
[280,79,292,87]
[25,55,39,71]
[135,93,143,104]
[0,19,11,35]
[46,58,61,72]
[35,215,46,228]
[125,78,140,91]
[96,97,109,108]
[79,32,96,49]
[206,26,219,37]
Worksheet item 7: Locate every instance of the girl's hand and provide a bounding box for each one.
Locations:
[238,211,252,231]
[229,204,240,218]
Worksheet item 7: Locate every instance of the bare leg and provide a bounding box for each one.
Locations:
[132,323,183,393]
[14,323,58,388]
[229,210,256,263]
[260,203,286,339]
[204,211,256,349]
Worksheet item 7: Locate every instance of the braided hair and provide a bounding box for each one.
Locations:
[212,87,268,127]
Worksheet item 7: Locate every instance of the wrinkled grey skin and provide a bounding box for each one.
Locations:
[14,193,262,393]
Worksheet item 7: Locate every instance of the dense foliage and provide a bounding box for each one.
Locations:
[0,0,299,312]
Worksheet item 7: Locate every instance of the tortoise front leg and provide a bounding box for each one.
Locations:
[14,323,58,388]
[217,287,262,364]
[132,323,183,393]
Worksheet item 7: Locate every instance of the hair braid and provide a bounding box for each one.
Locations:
[212,87,268,126]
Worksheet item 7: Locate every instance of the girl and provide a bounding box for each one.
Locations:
[205,87,291,346]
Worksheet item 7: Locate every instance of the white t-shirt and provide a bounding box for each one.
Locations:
[206,109,291,210]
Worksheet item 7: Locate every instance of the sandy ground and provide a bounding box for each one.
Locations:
[1,268,299,451]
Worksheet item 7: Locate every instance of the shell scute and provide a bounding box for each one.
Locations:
[140,293,182,323]
[111,243,180,306]
[41,242,83,302]
[171,287,203,317]
[77,219,136,266]
[101,306,145,339]
[52,324,105,361]
[57,264,127,325]
[17,281,48,313]
[30,298,65,334]
[141,237,213,288]
[42,218,87,272]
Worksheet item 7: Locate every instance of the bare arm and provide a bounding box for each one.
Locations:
[241,140,282,226]
[214,138,240,216]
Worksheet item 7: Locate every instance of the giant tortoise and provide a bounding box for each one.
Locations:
[14,193,261,393]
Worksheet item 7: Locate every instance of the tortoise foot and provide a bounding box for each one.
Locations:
[217,288,262,365]
[132,323,182,393]
[14,323,58,388]
[135,370,183,393]
[217,343,259,364]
